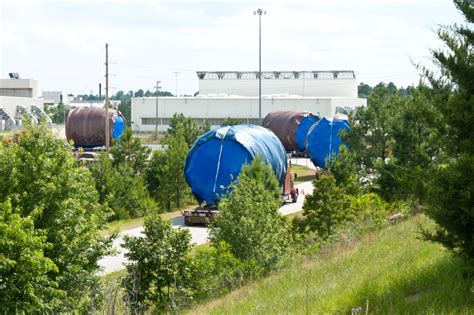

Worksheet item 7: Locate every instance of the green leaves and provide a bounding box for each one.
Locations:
[0,123,111,311]
[301,175,350,239]
[122,213,193,312]
[0,200,64,313]
[423,0,474,261]
[210,158,291,275]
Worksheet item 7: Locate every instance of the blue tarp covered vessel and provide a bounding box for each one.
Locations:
[305,115,350,168]
[262,111,320,152]
[184,124,287,205]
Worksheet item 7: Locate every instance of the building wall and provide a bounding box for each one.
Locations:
[198,78,357,98]
[0,79,38,98]
[42,91,64,104]
[131,96,366,132]
[0,96,44,116]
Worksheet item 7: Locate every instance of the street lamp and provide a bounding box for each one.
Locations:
[254,8,266,125]
[154,80,161,139]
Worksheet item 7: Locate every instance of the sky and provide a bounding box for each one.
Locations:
[0,0,466,97]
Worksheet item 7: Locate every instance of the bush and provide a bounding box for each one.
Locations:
[300,175,350,240]
[0,200,63,313]
[189,242,245,302]
[90,153,154,221]
[348,192,390,223]
[122,213,193,312]
[210,158,292,275]
[0,124,112,311]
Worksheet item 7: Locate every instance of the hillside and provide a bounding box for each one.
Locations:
[190,215,473,314]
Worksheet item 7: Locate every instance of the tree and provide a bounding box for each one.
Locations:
[90,153,153,221]
[301,175,350,239]
[110,127,151,175]
[342,84,403,198]
[167,113,210,148]
[221,117,246,126]
[117,100,131,126]
[44,102,67,124]
[383,83,442,202]
[357,82,372,98]
[163,127,190,209]
[122,213,192,312]
[210,158,291,274]
[134,89,144,98]
[423,0,474,260]
[0,124,112,311]
[0,200,63,313]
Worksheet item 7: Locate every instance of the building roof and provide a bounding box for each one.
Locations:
[196,70,355,80]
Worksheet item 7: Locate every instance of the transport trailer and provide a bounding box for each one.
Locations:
[182,163,298,226]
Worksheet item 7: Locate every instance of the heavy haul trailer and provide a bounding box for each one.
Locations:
[182,124,298,226]
[182,163,298,226]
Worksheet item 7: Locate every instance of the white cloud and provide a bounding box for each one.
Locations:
[0,0,465,94]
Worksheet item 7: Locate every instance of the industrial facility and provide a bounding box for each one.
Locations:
[131,70,367,132]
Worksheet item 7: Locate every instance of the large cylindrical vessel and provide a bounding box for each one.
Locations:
[262,110,320,152]
[305,114,350,168]
[184,124,288,205]
[65,107,126,147]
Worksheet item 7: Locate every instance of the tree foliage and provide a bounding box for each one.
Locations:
[423,0,474,260]
[0,200,63,313]
[167,113,210,148]
[44,102,68,124]
[300,175,350,239]
[210,158,291,274]
[0,123,111,311]
[220,117,246,126]
[90,153,152,221]
[146,126,191,210]
[110,127,151,175]
[122,213,192,312]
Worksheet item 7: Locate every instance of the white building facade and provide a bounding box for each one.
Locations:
[0,78,43,117]
[132,70,366,132]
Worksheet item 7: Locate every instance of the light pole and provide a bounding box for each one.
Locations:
[173,71,180,97]
[154,80,161,139]
[254,8,265,125]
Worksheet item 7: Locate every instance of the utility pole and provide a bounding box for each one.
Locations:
[154,80,161,139]
[173,72,180,97]
[254,8,265,125]
[105,43,110,152]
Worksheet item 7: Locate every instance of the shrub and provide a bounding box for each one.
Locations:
[300,175,350,240]
[210,158,292,275]
[189,242,245,302]
[122,213,193,312]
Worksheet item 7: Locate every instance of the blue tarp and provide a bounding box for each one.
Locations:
[184,124,288,205]
[306,116,350,168]
[295,115,320,152]
[113,115,125,140]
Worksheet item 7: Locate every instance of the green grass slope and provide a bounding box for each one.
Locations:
[191,215,473,314]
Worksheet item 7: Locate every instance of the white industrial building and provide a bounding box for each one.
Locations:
[0,77,44,124]
[131,70,367,132]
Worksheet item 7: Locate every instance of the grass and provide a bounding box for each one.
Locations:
[190,215,474,314]
[292,164,316,184]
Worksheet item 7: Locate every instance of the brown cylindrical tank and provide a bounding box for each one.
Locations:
[65,107,125,147]
[262,111,319,152]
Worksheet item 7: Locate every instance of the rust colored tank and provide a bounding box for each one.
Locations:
[65,107,126,147]
[262,111,320,152]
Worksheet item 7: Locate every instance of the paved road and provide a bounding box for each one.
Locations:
[98,159,316,275]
